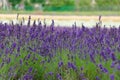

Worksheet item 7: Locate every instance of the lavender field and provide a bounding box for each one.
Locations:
[0,18,120,80]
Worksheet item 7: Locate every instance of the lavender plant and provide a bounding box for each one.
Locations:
[0,18,120,80]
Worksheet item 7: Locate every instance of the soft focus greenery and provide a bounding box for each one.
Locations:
[1,10,120,16]
[5,0,120,11]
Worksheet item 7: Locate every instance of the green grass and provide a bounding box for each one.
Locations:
[0,49,120,80]
[0,10,120,16]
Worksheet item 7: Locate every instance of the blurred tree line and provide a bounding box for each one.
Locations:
[2,0,120,11]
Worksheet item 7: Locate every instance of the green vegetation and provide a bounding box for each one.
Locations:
[0,19,120,80]
[1,10,120,16]
[9,0,21,7]
[4,0,120,11]
[0,49,120,80]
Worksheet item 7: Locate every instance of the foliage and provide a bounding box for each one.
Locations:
[9,0,21,7]
[30,0,45,3]
[0,19,120,80]
[7,0,120,11]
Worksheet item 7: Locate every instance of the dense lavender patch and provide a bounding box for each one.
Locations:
[0,20,120,80]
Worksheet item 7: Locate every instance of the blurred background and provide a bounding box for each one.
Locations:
[0,0,120,13]
[0,0,120,27]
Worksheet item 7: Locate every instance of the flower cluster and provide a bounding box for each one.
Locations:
[0,19,120,80]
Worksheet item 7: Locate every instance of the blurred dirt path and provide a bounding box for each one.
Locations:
[0,14,120,22]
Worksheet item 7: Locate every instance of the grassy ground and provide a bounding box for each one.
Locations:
[0,10,120,16]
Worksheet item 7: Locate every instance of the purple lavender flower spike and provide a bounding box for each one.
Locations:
[27,53,31,59]
[57,73,62,80]
[96,76,100,80]
[28,67,33,73]
[7,57,11,64]
[117,64,120,70]
[20,59,23,65]
[67,62,77,70]
[102,68,108,73]
[68,62,71,68]
[58,61,63,68]
[80,67,84,71]
[11,42,16,48]
[71,63,77,70]
[111,62,116,68]
[90,53,96,63]
[23,74,33,80]
[48,72,53,76]
[98,64,103,69]
[110,52,116,61]
[110,74,114,80]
